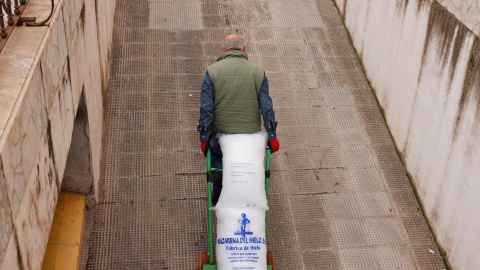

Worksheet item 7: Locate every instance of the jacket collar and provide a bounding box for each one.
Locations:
[217,50,249,62]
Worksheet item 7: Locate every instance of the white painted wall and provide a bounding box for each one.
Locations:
[0,0,116,269]
[335,0,480,269]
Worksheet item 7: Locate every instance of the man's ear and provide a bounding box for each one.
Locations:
[242,46,246,52]
[222,47,226,52]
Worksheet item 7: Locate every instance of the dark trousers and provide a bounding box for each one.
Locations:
[209,133,223,197]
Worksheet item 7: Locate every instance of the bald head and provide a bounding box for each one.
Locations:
[223,34,245,51]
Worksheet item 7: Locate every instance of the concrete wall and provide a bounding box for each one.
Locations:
[0,0,116,269]
[334,0,480,269]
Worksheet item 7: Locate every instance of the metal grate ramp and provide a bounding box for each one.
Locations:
[81,0,446,269]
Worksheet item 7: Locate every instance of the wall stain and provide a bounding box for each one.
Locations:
[80,4,86,29]
[418,1,435,83]
[418,2,471,94]
[395,0,409,14]
[417,0,429,12]
[437,7,468,89]
[46,121,60,191]
[14,231,24,270]
[452,37,480,143]
[36,165,41,196]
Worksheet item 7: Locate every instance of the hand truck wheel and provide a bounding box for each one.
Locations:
[267,251,275,270]
[198,251,209,270]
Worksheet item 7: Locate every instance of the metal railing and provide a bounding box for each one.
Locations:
[0,0,54,52]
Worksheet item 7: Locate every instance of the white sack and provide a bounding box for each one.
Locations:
[216,207,267,270]
[215,132,268,209]
[214,133,269,270]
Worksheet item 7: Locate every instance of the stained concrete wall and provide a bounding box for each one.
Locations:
[436,0,480,36]
[0,0,116,269]
[334,0,480,269]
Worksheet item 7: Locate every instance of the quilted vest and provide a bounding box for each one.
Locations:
[207,50,264,134]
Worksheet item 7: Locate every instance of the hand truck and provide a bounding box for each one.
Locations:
[198,148,275,270]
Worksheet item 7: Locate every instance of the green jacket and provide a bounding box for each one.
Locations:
[206,50,265,134]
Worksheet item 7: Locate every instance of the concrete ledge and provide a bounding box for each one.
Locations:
[42,193,85,270]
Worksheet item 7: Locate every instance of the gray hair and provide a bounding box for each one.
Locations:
[223,36,245,50]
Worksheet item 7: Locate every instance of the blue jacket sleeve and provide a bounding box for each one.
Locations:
[259,73,277,140]
[197,72,215,141]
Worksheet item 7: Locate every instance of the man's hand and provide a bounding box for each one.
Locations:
[268,138,280,153]
[201,140,209,156]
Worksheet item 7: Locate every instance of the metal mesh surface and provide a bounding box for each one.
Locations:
[81,0,446,269]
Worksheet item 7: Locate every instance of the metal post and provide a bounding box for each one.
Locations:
[0,0,54,54]
[13,0,19,15]
[5,0,14,26]
[206,149,214,265]
[0,1,7,38]
[265,148,271,235]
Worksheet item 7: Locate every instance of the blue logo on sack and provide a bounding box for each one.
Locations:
[234,213,253,237]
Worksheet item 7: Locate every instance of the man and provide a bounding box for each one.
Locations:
[197,34,280,202]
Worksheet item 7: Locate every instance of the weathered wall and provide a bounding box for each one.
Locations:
[334,0,480,269]
[0,0,116,269]
[436,0,480,37]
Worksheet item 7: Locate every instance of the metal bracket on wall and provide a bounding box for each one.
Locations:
[0,0,54,52]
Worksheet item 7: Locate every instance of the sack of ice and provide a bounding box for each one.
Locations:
[216,208,267,270]
[215,132,268,270]
[215,132,268,209]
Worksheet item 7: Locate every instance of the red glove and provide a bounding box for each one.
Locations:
[201,141,207,154]
[268,139,280,153]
